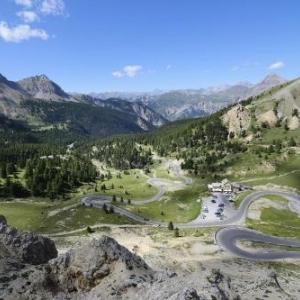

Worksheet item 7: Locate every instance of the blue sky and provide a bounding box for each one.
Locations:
[0,0,300,92]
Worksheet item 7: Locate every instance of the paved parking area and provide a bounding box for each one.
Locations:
[198,192,237,222]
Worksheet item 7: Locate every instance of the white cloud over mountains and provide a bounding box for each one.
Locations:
[0,0,66,42]
[112,65,143,78]
[0,21,48,42]
[269,61,285,70]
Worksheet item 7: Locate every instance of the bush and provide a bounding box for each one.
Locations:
[87,226,94,233]
[168,221,174,230]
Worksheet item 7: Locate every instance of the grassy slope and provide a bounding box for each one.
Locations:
[76,169,157,200]
[238,154,300,191]
[247,207,300,239]
[0,199,134,233]
[122,177,209,223]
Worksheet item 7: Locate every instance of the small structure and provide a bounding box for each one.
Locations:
[208,182,223,193]
[208,179,248,193]
[222,179,232,193]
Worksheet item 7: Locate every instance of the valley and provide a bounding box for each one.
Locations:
[1,73,300,299]
[2,1,300,298]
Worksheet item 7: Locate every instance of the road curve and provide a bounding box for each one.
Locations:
[81,169,300,260]
[216,226,300,260]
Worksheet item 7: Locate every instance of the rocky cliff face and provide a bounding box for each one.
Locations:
[94,98,167,128]
[18,74,74,102]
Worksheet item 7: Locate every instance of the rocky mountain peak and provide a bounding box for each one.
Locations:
[18,74,71,101]
[260,73,286,85]
[33,74,50,81]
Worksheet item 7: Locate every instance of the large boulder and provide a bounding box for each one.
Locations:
[0,224,57,265]
[1,235,155,299]
[49,236,153,294]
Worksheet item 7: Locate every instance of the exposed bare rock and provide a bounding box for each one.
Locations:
[49,236,154,294]
[222,104,251,137]
[1,234,156,300]
[0,224,57,265]
[181,288,206,300]
[18,74,74,102]
[257,110,278,127]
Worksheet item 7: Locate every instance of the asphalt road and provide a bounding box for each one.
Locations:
[216,226,300,260]
[81,169,300,261]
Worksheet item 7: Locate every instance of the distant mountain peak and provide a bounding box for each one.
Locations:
[33,74,50,81]
[18,74,72,101]
[261,73,286,84]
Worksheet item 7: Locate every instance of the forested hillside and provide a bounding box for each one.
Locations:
[1,76,300,199]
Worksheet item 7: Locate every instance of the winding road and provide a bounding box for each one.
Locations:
[81,162,300,261]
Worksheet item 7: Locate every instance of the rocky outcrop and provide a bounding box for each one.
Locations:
[18,74,73,102]
[49,236,154,295]
[1,231,156,300]
[0,224,57,265]
[222,104,252,137]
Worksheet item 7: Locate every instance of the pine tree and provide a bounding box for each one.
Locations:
[168,221,174,230]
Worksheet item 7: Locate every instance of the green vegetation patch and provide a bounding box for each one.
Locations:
[0,201,52,231]
[247,207,300,239]
[239,154,300,191]
[0,200,134,234]
[123,178,206,223]
[97,170,157,200]
[263,194,288,204]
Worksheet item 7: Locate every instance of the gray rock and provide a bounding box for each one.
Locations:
[182,288,202,300]
[49,235,153,293]
[0,224,57,265]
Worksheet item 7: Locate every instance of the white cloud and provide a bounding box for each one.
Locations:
[17,11,39,23]
[0,21,48,42]
[269,61,285,70]
[40,0,65,15]
[112,71,124,78]
[123,65,143,77]
[15,0,33,8]
[166,64,172,70]
[112,65,143,78]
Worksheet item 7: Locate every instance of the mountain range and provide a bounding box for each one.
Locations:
[0,73,166,137]
[0,72,287,138]
[91,74,286,121]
